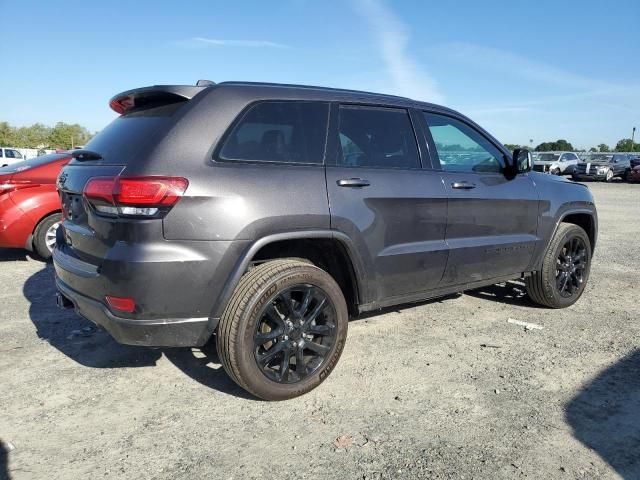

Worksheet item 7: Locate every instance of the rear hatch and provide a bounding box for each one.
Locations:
[56,84,208,264]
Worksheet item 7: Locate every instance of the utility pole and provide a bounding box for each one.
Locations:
[632,127,636,152]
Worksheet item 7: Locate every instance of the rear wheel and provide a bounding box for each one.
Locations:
[217,259,348,400]
[525,223,591,308]
[33,213,61,260]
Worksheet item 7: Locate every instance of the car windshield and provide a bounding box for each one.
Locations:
[537,153,560,161]
[0,153,68,174]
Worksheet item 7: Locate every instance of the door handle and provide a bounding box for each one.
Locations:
[337,178,371,188]
[451,181,476,190]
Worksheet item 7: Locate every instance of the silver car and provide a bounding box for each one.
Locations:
[533,151,580,175]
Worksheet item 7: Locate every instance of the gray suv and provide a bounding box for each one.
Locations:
[54,81,597,400]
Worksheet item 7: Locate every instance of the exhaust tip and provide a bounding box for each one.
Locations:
[56,292,74,310]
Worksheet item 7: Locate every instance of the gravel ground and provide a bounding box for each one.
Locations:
[1,182,639,480]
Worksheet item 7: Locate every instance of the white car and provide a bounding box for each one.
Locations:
[0,147,25,167]
[532,152,580,175]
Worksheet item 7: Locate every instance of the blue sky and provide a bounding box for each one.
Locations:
[1,0,638,148]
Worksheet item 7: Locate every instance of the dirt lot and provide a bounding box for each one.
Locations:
[1,182,639,480]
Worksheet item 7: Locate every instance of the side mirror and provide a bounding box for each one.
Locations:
[512,148,532,173]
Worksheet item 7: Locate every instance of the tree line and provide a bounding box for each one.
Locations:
[504,138,639,153]
[0,121,95,150]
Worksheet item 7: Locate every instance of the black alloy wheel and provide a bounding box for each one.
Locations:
[217,259,348,400]
[253,284,337,384]
[525,223,592,308]
[555,237,587,298]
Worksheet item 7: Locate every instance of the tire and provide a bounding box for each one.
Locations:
[551,168,561,176]
[217,259,348,400]
[605,169,614,182]
[525,223,592,308]
[33,213,62,260]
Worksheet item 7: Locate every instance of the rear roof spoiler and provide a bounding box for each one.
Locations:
[109,81,215,114]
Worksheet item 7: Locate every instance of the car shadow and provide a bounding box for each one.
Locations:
[0,440,9,480]
[465,280,543,308]
[565,349,640,479]
[23,264,256,399]
[24,265,162,369]
[0,248,29,262]
[163,340,255,400]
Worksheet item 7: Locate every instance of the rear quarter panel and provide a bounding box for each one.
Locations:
[11,186,61,225]
[121,87,331,241]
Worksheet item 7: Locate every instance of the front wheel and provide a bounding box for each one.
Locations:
[217,259,348,400]
[525,223,592,308]
[605,169,614,182]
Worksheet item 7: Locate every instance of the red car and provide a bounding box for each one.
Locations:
[0,152,71,259]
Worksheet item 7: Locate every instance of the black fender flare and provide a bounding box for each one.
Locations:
[531,207,597,272]
[207,230,367,329]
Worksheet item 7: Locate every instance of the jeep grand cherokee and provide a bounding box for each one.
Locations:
[54,81,597,400]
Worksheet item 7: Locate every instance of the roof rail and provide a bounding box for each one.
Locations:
[217,81,412,101]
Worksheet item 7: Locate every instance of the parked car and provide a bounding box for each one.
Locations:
[630,154,640,169]
[532,152,580,175]
[628,164,640,183]
[572,153,632,182]
[53,81,597,400]
[0,147,25,167]
[0,152,71,259]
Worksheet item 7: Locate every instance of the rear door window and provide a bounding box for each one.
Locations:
[219,101,329,164]
[335,105,420,169]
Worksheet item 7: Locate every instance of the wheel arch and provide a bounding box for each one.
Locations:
[560,211,597,251]
[209,230,366,323]
[24,209,62,251]
[32,209,62,234]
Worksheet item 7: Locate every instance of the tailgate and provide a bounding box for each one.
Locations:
[57,164,125,263]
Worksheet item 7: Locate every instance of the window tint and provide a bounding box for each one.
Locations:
[0,149,3,158]
[219,101,329,164]
[5,149,14,159]
[336,105,420,169]
[424,112,504,173]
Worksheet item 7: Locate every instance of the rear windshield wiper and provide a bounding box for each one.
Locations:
[72,149,103,161]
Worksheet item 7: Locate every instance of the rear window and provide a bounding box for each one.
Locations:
[218,101,329,164]
[74,102,186,165]
[0,153,68,174]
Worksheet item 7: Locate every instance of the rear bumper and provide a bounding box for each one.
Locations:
[56,277,212,347]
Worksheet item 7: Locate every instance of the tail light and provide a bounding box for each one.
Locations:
[0,180,40,195]
[84,176,188,217]
[109,95,134,115]
[105,295,136,313]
